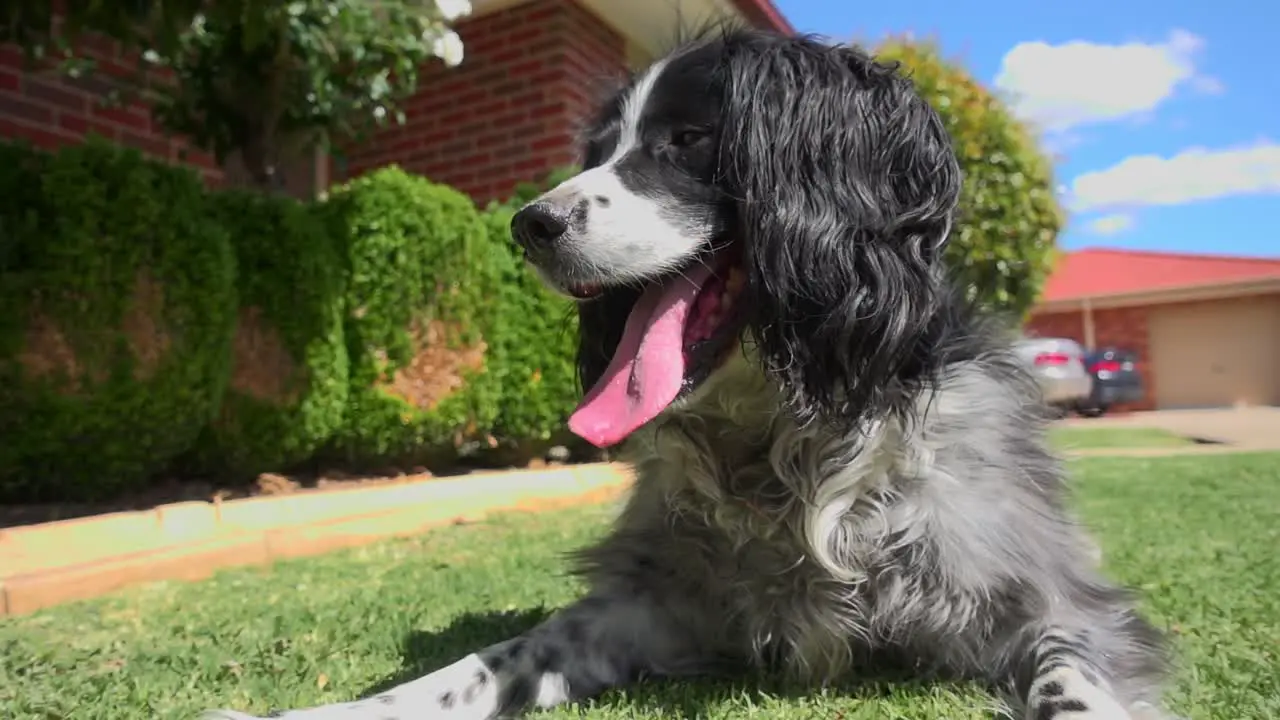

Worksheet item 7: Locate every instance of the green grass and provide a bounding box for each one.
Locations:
[1050,425,1196,451]
[3,453,1278,720]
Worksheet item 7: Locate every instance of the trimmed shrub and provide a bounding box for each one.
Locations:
[480,168,582,450]
[0,138,237,502]
[322,166,504,466]
[188,189,349,477]
[874,38,1065,318]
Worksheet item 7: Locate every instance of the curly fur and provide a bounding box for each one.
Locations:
[204,27,1177,720]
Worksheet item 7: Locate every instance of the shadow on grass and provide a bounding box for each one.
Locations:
[362,607,984,718]
[360,607,554,695]
[589,670,947,719]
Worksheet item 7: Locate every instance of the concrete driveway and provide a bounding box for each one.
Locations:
[1062,407,1280,452]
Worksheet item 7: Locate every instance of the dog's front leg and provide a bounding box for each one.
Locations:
[1021,624,1173,720]
[203,592,711,720]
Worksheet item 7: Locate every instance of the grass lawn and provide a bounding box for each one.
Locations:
[1049,425,1196,452]
[3,453,1278,720]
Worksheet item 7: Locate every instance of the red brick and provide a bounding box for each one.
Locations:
[1,27,226,187]
[122,130,171,161]
[62,72,120,98]
[176,146,218,169]
[98,58,140,79]
[530,102,569,119]
[91,103,150,132]
[1025,311,1084,340]
[76,35,120,60]
[489,47,528,65]
[24,76,88,113]
[0,118,72,150]
[456,151,492,167]
[515,157,550,172]
[507,59,547,78]
[339,0,625,204]
[58,113,120,141]
[529,134,569,151]
[1,91,54,124]
[0,45,23,68]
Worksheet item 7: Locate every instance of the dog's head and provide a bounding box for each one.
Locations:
[510,29,963,448]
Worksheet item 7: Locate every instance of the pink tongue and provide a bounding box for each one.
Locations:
[568,265,715,448]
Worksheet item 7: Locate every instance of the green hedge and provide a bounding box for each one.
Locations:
[0,138,237,502]
[0,150,598,498]
[480,168,581,451]
[322,166,506,466]
[187,189,349,478]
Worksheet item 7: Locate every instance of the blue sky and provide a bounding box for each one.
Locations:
[773,0,1279,257]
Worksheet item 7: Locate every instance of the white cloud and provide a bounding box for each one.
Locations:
[1042,130,1085,157]
[1069,140,1280,212]
[995,29,1221,133]
[1190,75,1226,95]
[1085,213,1136,236]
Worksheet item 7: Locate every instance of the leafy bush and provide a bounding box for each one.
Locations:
[0,137,237,502]
[874,38,1065,318]
[188,189,349,478]
[322,165,505,466]
[480,167,582,449]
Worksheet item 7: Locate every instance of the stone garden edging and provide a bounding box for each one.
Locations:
[0,463,634,617]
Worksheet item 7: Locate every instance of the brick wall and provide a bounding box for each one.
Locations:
[1090,305,1154,411]
[1026,306,1155,412]
[1024,311,1084,342]
[0,37,222,184]
[341,0,629,205]
[2,0,630,201]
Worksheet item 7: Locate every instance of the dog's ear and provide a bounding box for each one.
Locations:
[717,33,963,425]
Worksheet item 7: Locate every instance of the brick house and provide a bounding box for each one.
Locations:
[0,0,791,203]
[1026,248,1280,411]
[340,0,792,204]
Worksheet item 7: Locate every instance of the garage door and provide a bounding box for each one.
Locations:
[1148,294,1280,409]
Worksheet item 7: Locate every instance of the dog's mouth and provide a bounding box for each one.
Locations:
[566,245,746,449]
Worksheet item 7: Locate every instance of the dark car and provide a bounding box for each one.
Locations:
[1076,347,1145,417]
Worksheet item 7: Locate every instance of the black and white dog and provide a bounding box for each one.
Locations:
[207,29,1177,720]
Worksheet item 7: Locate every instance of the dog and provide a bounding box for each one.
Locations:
[205,28,1176,720]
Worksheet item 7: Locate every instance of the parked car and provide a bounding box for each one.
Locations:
[1013,337,1094,411]
[1076,347,1145,417]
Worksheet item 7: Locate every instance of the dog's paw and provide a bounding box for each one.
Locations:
[1026,666,1132,719]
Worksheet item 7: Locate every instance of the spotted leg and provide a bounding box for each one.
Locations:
[202,592,714,720]
[1023,627,1171,720]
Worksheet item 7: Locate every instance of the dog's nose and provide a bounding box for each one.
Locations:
[511,202,569,251]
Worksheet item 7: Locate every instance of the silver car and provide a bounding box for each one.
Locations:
[1013,337,1094,407]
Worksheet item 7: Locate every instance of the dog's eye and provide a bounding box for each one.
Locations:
[671,128,711,148]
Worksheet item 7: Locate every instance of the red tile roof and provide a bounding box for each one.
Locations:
[1040,247,1280,303]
